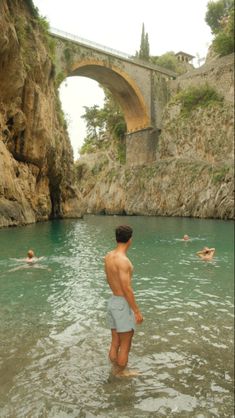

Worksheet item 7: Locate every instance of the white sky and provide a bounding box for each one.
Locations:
[33,0,213,158]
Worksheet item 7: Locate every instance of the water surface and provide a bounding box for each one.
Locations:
[0,216,234,417]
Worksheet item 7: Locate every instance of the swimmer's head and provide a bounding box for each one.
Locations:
[27,250,35,259]
[183,235,189,240]
[203,247,211,254]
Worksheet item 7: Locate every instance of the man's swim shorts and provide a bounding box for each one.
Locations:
[107,295,136,332]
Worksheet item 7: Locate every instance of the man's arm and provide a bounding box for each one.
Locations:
[119,260,143,324]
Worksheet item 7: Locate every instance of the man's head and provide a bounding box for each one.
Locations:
[27,250,34,259]
[115,225,133,243]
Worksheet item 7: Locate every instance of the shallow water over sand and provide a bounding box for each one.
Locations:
[0,216,234,417]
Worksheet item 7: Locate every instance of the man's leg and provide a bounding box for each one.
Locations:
[109,329,120,363]
[117,330,134,369]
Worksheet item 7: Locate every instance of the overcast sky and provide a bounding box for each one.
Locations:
[33,0,213,158]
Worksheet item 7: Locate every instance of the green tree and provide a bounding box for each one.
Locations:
[102,89,126,136]
[136,23,150,61]
[212,8,234,55]
[205,0,233,34]
[205,0,234,56]
[81,105,105,139]
[80,89,126,157]
[150,51,178,72]
[150,52,186,74]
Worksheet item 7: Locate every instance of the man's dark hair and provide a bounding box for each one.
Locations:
[115,225,133,243]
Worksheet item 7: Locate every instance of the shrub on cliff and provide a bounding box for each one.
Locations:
[25,0,39,17]
[172,85,223,116]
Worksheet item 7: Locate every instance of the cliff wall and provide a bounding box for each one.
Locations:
[0,0,82,227]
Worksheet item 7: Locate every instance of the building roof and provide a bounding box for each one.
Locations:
[175,51,195,59]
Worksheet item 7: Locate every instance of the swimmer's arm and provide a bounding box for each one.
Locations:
[196,248,215,256]
[7,265,29,272]
[196,250,206,258]
[208,249,215,258]
[196,250,204,255]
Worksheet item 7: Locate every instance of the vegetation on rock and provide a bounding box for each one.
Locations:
[205,0,234,56]
[80,89,126,163]
[171,84,224,117]
[25,0,39,17]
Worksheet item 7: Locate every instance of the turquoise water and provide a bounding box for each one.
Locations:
[0,216,234,418]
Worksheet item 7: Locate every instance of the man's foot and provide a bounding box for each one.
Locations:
[113,367,141,377]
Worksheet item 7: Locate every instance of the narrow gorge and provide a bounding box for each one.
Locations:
[0,0,234,228]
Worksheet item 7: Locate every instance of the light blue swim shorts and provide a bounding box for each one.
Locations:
[107,295,136,333]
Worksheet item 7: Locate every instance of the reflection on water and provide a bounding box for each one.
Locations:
[0,216,234,417]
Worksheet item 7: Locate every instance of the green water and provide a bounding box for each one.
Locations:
[0,216,234,418]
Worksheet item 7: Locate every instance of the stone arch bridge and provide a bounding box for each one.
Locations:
[50,28,176,165]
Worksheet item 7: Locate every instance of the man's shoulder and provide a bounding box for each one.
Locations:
[119,254,132,269]
[105,251,130,265]
[104,250,114,259]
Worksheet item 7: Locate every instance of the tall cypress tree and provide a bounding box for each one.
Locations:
[137,23,150,61]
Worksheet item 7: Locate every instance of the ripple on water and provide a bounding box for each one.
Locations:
[0,216,233,418]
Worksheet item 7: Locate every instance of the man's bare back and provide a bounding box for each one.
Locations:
[105,250,133,297]
[105,247,142,322]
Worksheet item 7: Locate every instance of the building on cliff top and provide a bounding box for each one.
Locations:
[175,51,195,63]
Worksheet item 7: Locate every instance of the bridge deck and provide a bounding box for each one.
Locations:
[50,27,177,79]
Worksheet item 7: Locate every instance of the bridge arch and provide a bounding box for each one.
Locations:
[67,59,151,133]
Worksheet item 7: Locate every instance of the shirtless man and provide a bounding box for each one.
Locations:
[196,247,215,261]
[104,225,143,376]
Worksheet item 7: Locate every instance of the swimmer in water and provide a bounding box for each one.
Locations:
[5,251,49,273]
[196,247,215,261]
[25,250,38,263]
[182,234,190,241]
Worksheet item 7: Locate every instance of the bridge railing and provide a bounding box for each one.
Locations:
[50,27,177,78]
[50,27,132,60]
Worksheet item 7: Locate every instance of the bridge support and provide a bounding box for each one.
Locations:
[126,128,158,166]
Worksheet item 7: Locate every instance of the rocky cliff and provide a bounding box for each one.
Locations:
[0,0,82,227]
[75,54,234,219]
[0,2,234,226]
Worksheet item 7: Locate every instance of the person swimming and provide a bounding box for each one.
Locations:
[5,251,48,274]
[25,249,38,264]
[196,247,215,261]
[182,234,190,241]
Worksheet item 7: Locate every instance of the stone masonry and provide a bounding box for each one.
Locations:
[50,28,176,166]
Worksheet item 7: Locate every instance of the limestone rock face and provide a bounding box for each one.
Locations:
[0,0,82,227]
